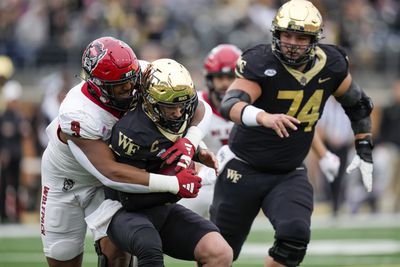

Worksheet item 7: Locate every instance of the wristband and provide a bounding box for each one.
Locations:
[148,173,179,194]
[241,105,263,126]
[198,141,208,150]
[184,126,203,148]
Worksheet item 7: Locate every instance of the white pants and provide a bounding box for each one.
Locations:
[40,149,121,261]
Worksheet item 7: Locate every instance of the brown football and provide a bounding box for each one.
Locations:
[159,161,196,175]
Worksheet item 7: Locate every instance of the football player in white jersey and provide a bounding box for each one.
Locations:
[179,44,341,217]
[40,37,214,267]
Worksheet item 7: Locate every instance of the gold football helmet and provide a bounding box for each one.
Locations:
[141,58,198,134]
[271,0,323,66]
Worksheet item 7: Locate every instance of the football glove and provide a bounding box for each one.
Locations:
[149,168,202,198]
[161,137,195,171]
[161,126,203,172]
[319,151,340,183]
[176,168,202,198]
[346,137,373,192]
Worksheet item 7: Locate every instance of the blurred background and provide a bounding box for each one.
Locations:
[0,0,400,266]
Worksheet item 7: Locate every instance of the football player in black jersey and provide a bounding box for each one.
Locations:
[180,44,340,218]
[210,1,374,266]
[105,59,233,267]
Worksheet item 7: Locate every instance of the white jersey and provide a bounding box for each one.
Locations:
[44,81,120,188]
[199,91,234,154]
[40,81,123,260]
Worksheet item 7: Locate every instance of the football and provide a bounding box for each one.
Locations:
[159,160,196,175]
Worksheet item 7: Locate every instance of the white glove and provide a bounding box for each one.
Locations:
[346,154,373,192]
[346,138,374,193]
[319,151,340,183]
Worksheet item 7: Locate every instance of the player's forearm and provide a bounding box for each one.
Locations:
[230,101,251,124]
[68,139,185,194]
[101,161,149,185]
[68,139,152,192]
[175,99,212,150]
[334,77,373,137]
[187,99,212,141]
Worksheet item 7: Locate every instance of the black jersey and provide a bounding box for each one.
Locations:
[107,105,187,210]
[109,105,184,171]
[230,44,349,173]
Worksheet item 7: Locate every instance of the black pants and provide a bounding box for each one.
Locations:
[210,159,313,260]
[107,204,219,266]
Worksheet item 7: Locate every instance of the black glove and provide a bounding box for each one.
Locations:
[355,137,373,163]
[346,136,374,192]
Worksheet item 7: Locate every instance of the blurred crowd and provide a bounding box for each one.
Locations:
[0,0,399,76]
[0,0,400,223]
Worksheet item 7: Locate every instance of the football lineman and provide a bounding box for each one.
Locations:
[40,37,214,267]
[210,1,374,267]
[179,44,340,217]
[105,58,233,266]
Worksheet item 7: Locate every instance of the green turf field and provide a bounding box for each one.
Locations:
[1,215,400,267]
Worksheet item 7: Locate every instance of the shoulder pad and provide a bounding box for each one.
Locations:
[236,44,276,81]
[334,46,349,61]
[318,44,349,74]
[59,111,104,139]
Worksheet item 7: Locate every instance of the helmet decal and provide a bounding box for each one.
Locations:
[83,41,107,75]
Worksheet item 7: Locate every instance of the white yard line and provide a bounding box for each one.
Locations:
[2,213,399,238]
[240,240,400,257]
[0,224,39,238]
[1,240,400,264]
[251,213,400,231]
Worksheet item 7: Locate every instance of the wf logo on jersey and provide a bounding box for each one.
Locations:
[236,57,247,74]
[226,169,242,183]
[83,41,107,74]
[118,131,140,155]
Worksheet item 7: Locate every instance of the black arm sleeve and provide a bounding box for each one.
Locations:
[350,117,372,135]
[335,81,373,134]
[220,89,251,120]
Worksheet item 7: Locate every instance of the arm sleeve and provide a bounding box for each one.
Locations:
[68,140,151,193]
[195,99,212,139]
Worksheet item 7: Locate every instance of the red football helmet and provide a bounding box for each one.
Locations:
[203,44,242,98]
[82,37,141,111]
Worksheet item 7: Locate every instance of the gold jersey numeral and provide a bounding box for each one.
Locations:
[277,89,323,132]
